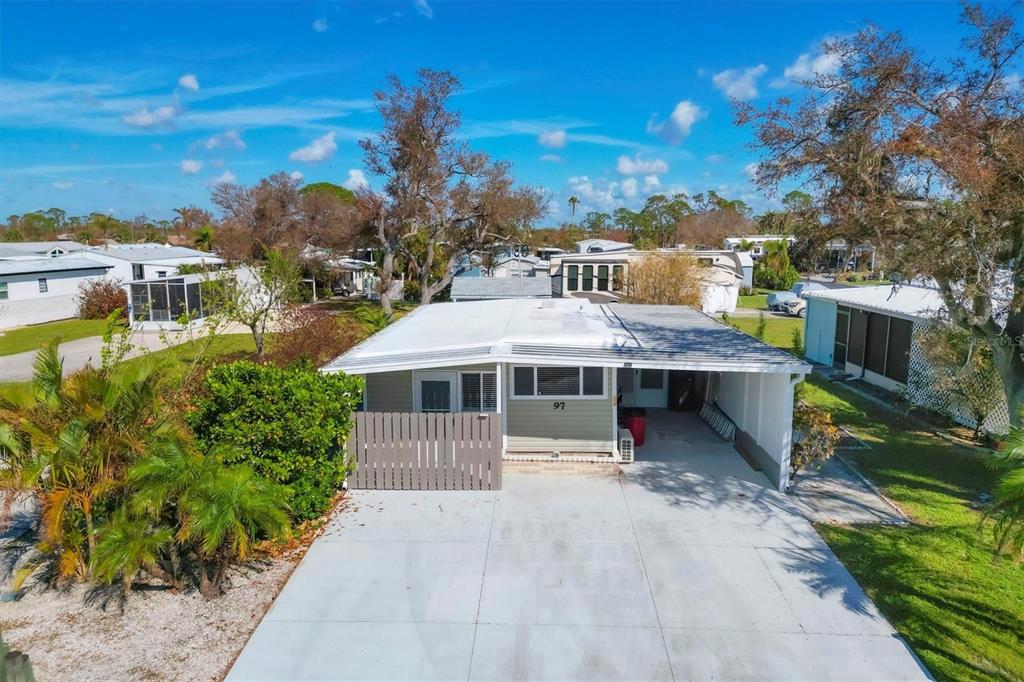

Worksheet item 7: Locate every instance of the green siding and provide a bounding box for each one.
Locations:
[505,367,615,453]
[363,364,498,412]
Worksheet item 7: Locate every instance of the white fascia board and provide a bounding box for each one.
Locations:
[324,349,810,376]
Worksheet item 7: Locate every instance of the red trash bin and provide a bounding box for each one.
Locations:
[622,411,647,446]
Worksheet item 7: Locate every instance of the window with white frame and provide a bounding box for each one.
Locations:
[461,372,497,411]
[512,366,605,398]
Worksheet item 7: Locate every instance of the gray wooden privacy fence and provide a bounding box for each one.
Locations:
[345,412,502,490]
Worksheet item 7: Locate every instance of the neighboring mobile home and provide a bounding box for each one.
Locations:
[803,285,1009,434]
[323,298,810,490]
[0,255,114,329]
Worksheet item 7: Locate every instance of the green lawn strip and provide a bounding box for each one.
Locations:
[800,378,1024,681]
[117,333,256,383]
[737,288,778,310]
[727,315,804,352]
[844,279,889,286]
[0,319,115,356]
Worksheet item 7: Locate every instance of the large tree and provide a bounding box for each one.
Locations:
[739,5,1024,421]
[356,69,545,314]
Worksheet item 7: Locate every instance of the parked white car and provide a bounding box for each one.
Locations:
[791,281,827,298]
[782,298,807,318]
[766,291,798,311]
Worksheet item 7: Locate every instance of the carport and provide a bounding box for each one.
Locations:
[610,305,807,490]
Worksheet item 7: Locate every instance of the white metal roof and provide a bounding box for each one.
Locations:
[85,243,223,263]
[323,298,809,375]
[0,256,113,276]
[803,285,946,321]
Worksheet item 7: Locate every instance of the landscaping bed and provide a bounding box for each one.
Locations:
[1,549,303,681]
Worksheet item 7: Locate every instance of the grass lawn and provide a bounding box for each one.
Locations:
[844,279,889,286]
[0,318,117,356]
[800,378,1023,681]
[727,314,804,352]
[737,287,777,310]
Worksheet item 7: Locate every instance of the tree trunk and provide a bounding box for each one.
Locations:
[251,326,265,358]
[198,564,221,600]
[378,250,395,317]
[83,504,95,577]
[418,239,437,306]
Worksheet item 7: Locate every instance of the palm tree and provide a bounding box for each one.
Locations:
[987,415,1024,562]
[762,239,791,273]
[567,195,580,225]
[193,225,215,251]
[119,441,289,598]
[0,343,176,583]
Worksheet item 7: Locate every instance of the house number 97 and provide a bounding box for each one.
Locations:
[553,401,566,410]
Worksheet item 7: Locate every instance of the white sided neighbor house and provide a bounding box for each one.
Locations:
[323,298,810,491]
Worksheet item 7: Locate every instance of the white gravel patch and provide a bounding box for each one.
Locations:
[0,551,302,681]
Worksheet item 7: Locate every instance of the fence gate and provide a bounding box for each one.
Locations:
[345,412,502,490]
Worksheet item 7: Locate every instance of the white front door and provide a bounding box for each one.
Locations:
[414,371,458,412]
[634,369,668,408]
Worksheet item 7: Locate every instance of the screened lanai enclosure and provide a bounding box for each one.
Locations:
[127,273,209,328]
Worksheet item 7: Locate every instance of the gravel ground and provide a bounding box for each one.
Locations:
[0,551,302,681]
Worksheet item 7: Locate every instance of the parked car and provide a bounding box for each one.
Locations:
[766,291,798,311]
[791,281,827,298]
[782,298,807,318]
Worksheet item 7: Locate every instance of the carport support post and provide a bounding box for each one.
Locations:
[497,363,508,455]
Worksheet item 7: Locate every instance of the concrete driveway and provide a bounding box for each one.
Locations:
[229,418,929,681]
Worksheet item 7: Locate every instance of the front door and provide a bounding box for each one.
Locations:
[414,371,457,412]
[634,369,668,408]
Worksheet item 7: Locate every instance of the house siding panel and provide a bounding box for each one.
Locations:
[362,364,498,413]
[715,371,794,490]
[505,367,614,453]
[804,298,837,366]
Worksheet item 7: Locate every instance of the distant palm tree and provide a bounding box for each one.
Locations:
[568,196,580,225]
[194,225,215,251]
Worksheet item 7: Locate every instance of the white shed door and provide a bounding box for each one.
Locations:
[634,369,668,408]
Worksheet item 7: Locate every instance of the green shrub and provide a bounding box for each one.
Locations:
[753,262,799,290]
[187,361,363,522]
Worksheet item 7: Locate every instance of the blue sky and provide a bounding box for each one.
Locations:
[0,1,1006,224]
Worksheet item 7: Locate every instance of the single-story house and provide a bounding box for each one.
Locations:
[450,275,552,302]
[575,238,634,253]
[487,254,548,278]
[83,243,224,281]
[803,285,1009,434]
[722,235,796,260]
[0,255,115,329]
[322,298,810,490]
[548,249,745,313]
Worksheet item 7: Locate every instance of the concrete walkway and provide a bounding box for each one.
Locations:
[229,417,929,681]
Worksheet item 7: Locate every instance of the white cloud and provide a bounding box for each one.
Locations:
[643,175,661,192]
[621,177,639,199]
[780,51,841,83]
[312,17,329,32]
[290,170,304,182]
[567,176,617,211]
[616,154,668,176]
[122,105,177,129]
[208,170,237,185]
[194,129,247,152]
[289,131,337,162]
[711,64,767,100]
[413,0,433,19]
[646,100,706,144]
[744,162,760,179]
[343,169,369,190]
[540,154,564,163]
[180,159,203,174]
[178,74,199,91]
[538,130,567,148]
[52,181,75,190]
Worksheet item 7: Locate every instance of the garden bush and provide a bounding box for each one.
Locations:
[791,402,841,473]
[266,304,364,367]
[187,361,363,522]
[76,277,127,319]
